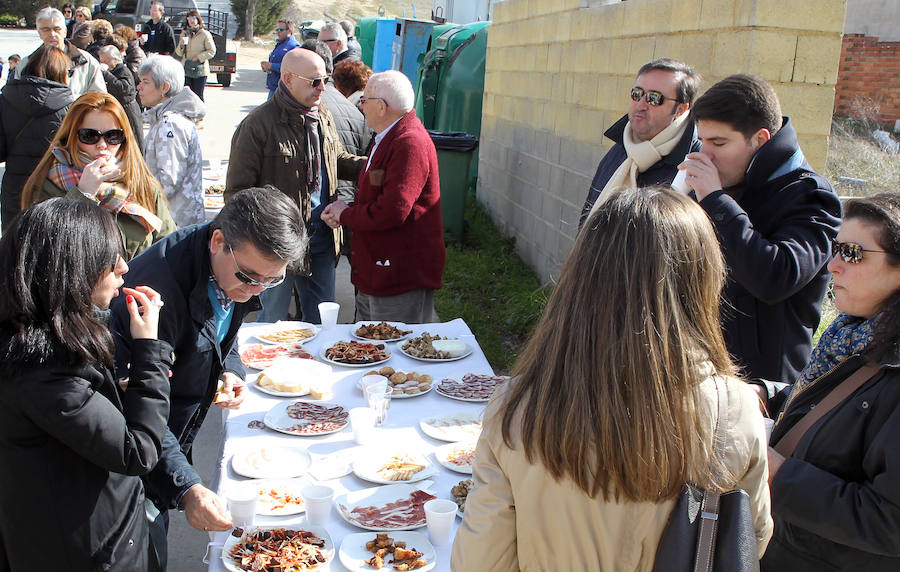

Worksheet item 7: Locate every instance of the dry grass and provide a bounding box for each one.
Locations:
[826,118,900,198]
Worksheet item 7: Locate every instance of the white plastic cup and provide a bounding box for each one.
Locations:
[424,499,457,546]
[318,302,340,329]
[182,35,190,45]
[134,23,142,33]
[764,418,775,441]
[227,484,258,528]
[301,485,334,525]
[350,407,376,445]
[670,168,691,194]
[364,383,392,426]
[360,374,388,395]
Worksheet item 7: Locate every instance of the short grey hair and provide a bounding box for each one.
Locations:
[150,1,165,10]
[320,22,346,44]
[99,44,122,64]
[36,7,65,28]
[367,70,414,113]
[139,54,184,97]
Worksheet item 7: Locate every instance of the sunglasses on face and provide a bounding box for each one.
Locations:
[275,27,286,32]
[831,237,889,264]
[630,86,682,106]
[285,71,329,88]
[359,95,385,105]
[228,245,285,288]
[77,128,126,145]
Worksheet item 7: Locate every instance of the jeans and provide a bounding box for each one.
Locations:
[257,250,336,324]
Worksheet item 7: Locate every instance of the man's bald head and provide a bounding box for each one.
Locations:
[280,48,327,108]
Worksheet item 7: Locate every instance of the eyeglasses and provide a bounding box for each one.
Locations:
[228,245,285,288]
[831,238,889,264]
[77,128,126,145]
[284,71,329,88]
[359,96,384,105]
[275,27,288,32]
[630,86,682,107]
[321,38,339,43]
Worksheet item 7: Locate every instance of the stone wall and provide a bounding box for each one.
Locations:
[478,0,847,283]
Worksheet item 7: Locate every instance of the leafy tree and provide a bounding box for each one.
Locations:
[230,0,289,39]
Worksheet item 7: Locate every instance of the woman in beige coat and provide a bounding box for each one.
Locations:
[174,10,215,101]
[452,187,772,571]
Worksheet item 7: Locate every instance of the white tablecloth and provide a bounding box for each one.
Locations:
[206,318,493,571]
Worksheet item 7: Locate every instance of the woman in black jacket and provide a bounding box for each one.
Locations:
[0,199,172,571]
[0,44,74,231]
[762,192,900,571]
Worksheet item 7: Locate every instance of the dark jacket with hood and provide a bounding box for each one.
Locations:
[110,224,259,509]
[698,117,841,384]
[0,327,172,572]
[103,62,144,152]
[579,113,701,228]
[0,75,74,230]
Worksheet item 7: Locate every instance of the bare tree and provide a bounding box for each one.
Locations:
[245,0,256,39]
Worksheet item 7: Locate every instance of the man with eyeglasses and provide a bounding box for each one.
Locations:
[318,22,359,67]
[17,7,106,96]
[261,19,300,100]
[110,187,307,570]
[580,58,699,228]
[227,48,365,324]
[679,74,841,385]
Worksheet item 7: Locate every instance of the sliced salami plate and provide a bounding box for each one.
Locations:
[263,401,349,437]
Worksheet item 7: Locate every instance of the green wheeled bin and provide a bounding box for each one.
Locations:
[429,131,478,242]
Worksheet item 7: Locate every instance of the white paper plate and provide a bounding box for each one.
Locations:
[419,411,483,442]
[396,342,473,362]
[252,380,309,398]
[434,441,477,474]
[252,477,311,516]
[221,525,333,572]
[231,446,312,479]
[319,342,392,368]
[339,531,436,572]
[352,451,438,485]
[434,372,510,403]
[335,484,437,531]
[263,400,349,437]
[254,321,319,345]
[351,321,413,343]
[356,372,435,399]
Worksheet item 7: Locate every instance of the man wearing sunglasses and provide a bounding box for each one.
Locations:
[261,19,300,100]
[318,22,359,68]
[227,48,366,324]
[110,187,306,569]
[680,75,841,385]
[579,58,699,228]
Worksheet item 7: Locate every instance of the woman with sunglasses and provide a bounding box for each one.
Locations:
[760,192,900,570]
[174,10,215,101]
[0,198,172,571]
[22,91,175,260]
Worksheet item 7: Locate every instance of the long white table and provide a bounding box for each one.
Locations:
[206,319,493,571]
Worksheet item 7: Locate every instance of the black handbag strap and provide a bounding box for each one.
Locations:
[694,378,728,572]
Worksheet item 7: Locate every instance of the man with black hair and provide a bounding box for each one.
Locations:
[680,74,841,384]
[110,187,308,569]
[580,58,700,227]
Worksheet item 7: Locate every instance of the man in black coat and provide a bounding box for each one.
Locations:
[110,187,308,569]
[680,74,842,384]
[579,58,701,228]
[141,1,176,56]
[319,22,360,67]
[99,45,144,151]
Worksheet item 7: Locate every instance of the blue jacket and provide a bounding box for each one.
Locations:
[110,223,260,508]
[579,113,700,228]
[266,35,300,91]
[698,117,841,384]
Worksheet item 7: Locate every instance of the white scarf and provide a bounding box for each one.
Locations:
[589,111,690,217]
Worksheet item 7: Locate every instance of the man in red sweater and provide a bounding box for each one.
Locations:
[321,70,445,323]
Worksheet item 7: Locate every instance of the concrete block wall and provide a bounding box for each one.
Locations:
[478,0,847,284]
[834,34,900,124]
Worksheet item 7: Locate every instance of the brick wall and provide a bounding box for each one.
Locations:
[478,0,846,284]
[834,34,900,124]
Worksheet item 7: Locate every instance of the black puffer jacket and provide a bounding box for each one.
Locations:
[102,62,144,152]
[762,351,900,571]
[0,76,74,230]
[0,330,172,572]
[321,83,372,203]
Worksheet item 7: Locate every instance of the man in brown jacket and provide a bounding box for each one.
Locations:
[225,48,365,323]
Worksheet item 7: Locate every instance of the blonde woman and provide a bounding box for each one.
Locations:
[22,91,175,260]
[452,187,772,570]
[174,10,215,101]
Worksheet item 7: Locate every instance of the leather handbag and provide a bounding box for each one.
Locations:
[184,59,203,77]
[652,379,759,572]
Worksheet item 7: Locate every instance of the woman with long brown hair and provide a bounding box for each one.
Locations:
[452,187,772,570]
[174,10,215,101]
[22,91,175,260]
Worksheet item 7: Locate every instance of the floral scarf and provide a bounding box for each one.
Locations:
[47,147,162,233]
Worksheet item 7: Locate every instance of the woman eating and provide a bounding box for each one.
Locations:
[452,186,772,570]
[174,10,215,101]
[21,91,175,260]
[0,198,172,571]
[762,192,900,570]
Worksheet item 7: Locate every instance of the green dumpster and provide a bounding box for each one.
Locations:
[429,131,478,242]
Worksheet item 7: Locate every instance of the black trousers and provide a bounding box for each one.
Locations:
[185,75,207,101]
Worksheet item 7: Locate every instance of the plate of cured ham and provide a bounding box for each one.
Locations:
[241,343,316,370]
[335,485,437,531]
[264,401,349,436]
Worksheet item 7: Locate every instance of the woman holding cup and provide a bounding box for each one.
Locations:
[452,187,772,569]
[174,10,215,101]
